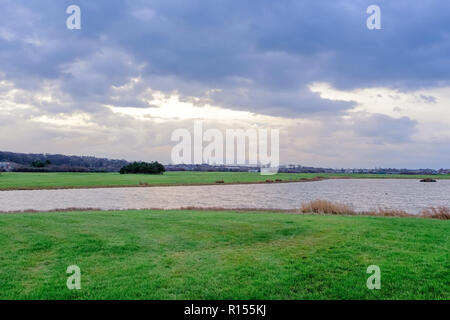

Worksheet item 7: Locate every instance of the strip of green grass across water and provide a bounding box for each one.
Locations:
[0,171,448,190]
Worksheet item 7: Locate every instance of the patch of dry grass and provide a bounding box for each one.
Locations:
[420,207,450,220]
[299,200,356,215]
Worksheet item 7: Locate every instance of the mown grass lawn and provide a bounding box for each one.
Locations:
[0,210,448,299]
[0,172,449,190]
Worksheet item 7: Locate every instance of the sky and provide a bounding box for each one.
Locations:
[0,0,449,168]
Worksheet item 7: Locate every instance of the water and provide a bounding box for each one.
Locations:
[0,179,449,214]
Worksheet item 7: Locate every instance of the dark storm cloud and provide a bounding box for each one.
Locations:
[0,0,449,115]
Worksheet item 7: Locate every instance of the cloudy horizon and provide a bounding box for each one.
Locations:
[1,1,449,169]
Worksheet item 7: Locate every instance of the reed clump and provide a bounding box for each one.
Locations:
[299,200,355,215]
[420,207,450,220]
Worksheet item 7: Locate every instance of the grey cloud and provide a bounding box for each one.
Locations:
[1,0,449,117]
[352,114,417,144]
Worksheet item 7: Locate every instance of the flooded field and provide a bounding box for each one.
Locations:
[1,179,449,213]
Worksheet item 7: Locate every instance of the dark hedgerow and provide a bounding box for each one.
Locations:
[119,161,165,174]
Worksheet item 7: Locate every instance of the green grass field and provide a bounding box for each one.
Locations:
[0,171,448,190]
[0,209,448,299]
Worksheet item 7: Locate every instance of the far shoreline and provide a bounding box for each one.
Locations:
[0,175,326,191]
[0,173,447,191]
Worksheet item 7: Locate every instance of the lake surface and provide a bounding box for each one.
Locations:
[0,179,449,214]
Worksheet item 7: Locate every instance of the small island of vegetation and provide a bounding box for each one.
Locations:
[420,178,437,182]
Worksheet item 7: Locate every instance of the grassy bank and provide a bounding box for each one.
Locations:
[0,209,448,299]
[0,171,449,190]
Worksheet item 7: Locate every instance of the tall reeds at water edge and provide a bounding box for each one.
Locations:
[2,202,448,220]
[420,207,450,220]
[299,200,355,215]
[299,200,450,220]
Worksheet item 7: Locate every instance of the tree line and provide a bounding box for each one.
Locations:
[0,151,128,172]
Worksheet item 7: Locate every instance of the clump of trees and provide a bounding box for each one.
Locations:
[31,160,51,168]
[119,161,165,174]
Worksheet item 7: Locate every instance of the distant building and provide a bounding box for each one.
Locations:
[0,162,13,172]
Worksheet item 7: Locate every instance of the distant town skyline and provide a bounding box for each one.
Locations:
[1,1,449,168]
